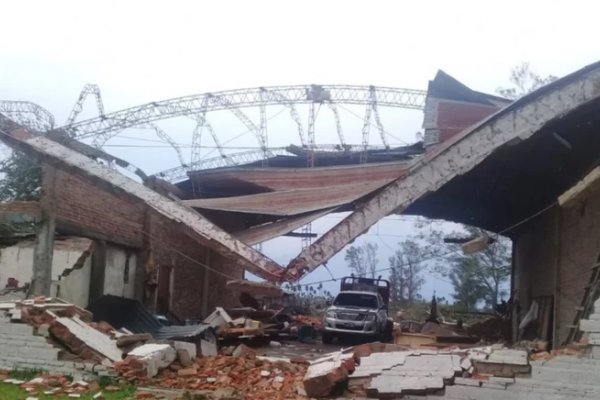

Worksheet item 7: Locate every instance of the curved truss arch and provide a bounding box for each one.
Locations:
[56,85,426,142]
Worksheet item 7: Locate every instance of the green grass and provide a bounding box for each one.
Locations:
[8,369,46,381]
[0,382,136,400]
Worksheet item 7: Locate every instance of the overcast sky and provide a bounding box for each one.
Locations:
[1,0,598,301]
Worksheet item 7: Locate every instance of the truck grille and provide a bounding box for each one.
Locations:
[335,323,363,330]
[336,312,366,321]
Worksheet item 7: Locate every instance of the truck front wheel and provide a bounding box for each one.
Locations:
[382,320,394,342]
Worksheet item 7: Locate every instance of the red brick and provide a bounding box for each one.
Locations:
[177,367,198,377]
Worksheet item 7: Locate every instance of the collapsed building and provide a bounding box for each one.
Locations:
[0,61,600,357]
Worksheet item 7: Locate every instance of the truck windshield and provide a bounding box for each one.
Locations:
[333,293,378,308]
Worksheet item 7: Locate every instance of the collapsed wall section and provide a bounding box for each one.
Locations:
[51,167,244,318]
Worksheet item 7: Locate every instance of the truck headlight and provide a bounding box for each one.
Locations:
[325,311,336,319]
[365,313,377,321]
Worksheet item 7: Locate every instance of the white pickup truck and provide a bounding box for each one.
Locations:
[322,277,392,344]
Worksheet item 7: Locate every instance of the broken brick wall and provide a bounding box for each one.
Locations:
[514,184,600,345]
[48,167,243,319]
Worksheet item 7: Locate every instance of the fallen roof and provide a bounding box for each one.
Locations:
[0,117,286,281]
[185,159,411,194]
[183,180,394,216]
[285,60,600,279]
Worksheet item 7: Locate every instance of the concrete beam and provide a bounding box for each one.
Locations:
[285,62,600,280]
[0,118,285,281]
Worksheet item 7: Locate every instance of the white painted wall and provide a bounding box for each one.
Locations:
[0,238,136,306]
[103,244,136,298]
[53,256,91,307]
[0,238,93,305]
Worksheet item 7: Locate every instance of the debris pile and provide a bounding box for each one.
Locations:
[209,306,323,342]
[119,349,308,399]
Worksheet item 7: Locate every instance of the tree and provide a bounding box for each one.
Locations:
[448,257,487,310]
[365,243,379,279]
[388,240,426,305]
[428,226,512,310]
[496,62,557,100]
[344,242,379,278]
[0,150,42,201]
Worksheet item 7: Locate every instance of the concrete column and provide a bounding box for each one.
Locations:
[31,164,57,297]
[31,216,55,296]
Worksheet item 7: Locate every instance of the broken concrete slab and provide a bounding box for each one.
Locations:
[473,349,531,378]
[128,343,176,378]
[200,339,217,357]
[351,350,463,398]
[176,349,193,368]
[486,349,529,365]
[203,307,232,329]
[303,351,355,398]
[352,351,413,378]
[53,316,122,362]
[367,375,444,398]
[172,340,197,359]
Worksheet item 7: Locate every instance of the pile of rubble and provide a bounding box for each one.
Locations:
[131,351,307,399]
[3,295,579,399]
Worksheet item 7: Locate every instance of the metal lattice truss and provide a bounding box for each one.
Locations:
[52,84,426,172]
[0,101,55,132]
[4,84,426,181]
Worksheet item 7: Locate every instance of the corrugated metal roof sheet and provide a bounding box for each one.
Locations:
[88,295,211,340]
[184,180,393,216]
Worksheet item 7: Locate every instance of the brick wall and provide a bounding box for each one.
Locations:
[52,169,146,247]
[0,201,41,216]
[514,185,600,345]
[423,98,501,146]
[436,101,500,143]
[146,214,243,319]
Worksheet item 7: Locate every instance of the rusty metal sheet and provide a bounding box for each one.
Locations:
[0,118,286,281]
[188,161,409,191]
[183,180,392,216]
